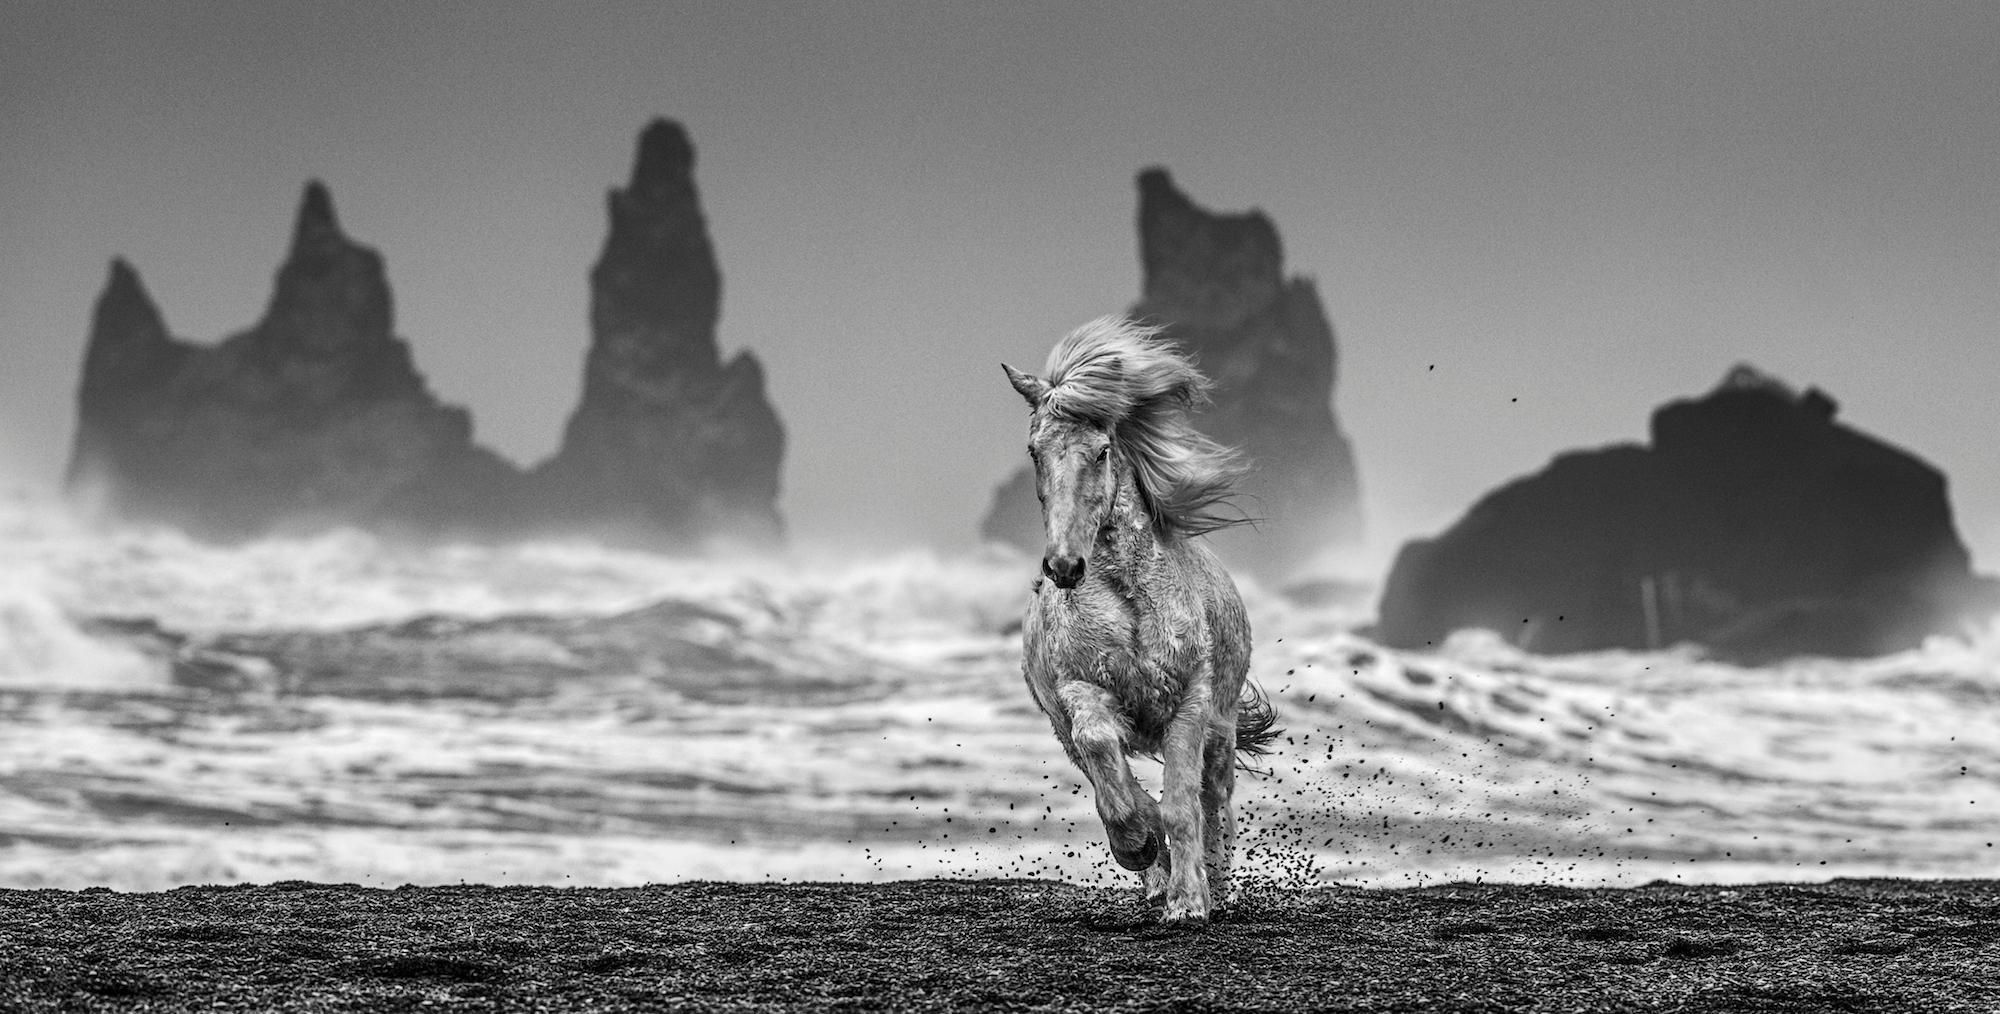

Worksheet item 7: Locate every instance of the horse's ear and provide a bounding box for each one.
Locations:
[1002,363,1048,407]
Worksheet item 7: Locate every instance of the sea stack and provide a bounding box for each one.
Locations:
[1375,366,2000,662]
[64,183,511,540]
[531,118,786,546]
[982,169,1362,581]
[64,118,787,550]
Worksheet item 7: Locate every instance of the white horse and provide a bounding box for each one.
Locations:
[1004,316,1278,926]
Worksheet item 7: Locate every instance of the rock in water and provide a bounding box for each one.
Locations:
[64,184,514,541]
[65,119,786,550]
[982,169,1362,580]
[532,118,785,547]
[1375,366,2000,662]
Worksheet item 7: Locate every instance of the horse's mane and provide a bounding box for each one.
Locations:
[1040,316,1249,538]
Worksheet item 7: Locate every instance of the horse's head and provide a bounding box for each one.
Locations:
[1005,363,1117,590]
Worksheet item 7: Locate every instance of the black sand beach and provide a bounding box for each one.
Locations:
[1,878,1995,1011]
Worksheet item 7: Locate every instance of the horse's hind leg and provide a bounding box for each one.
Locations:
[1056,683,1160,872]
[1158,686,1215,926]
[1201,726,1238,910]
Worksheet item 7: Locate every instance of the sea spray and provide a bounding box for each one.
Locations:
[0,497,1993,890]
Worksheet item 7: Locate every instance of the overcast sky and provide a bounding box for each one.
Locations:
[5,1,1998,570]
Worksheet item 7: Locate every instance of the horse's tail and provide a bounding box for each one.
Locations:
[1233,679,1282,762]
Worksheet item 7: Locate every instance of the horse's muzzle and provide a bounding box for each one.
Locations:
[1042,554,1085,589]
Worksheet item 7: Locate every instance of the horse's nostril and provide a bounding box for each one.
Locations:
[1043,555,1086,589]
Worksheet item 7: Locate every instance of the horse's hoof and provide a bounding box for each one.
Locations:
[1143,855,1173,905]
[1110,829,1159,872]
[1160,900,1210,929]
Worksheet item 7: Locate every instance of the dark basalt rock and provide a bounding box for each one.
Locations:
[64,186,512,541]
[1375,366,2000,662]
[531,119,785,547]
[64,119,785,549]
[982,169,1362,580]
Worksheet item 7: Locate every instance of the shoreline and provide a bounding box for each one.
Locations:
[2,877,1994,1011]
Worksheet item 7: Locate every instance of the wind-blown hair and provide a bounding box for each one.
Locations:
[1040,316,1249,537]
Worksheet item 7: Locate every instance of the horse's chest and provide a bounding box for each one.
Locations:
[1028,580,1201,742]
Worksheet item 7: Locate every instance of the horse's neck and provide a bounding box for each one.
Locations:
[1099,460,1164,586]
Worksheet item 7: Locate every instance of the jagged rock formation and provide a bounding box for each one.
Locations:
[64,185,514,541]
[982,169,1362,580]
[65,119,785,548]
[1375,366,2000,662]
[531,119,785,546]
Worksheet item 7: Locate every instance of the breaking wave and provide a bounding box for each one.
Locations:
[0,498,1993,891]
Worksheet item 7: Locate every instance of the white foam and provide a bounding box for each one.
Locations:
[2,494,1996,890]
[0,569,162,689]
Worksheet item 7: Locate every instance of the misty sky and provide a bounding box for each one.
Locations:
[5,1,1999,570]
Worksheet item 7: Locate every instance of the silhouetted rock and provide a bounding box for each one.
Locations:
[532,118,785,546]
[65,185,513,540]
[983,169,1361,580]
[981,468,1041,558]
[65,119,786,549]
[1375,366,2000,662]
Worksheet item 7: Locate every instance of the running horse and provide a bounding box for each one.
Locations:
[1003,315,1278,926]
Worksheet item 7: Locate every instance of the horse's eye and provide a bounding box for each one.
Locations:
[1095,445,1109,463]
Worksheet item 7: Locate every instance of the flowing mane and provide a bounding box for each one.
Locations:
[1038,316,1248,537]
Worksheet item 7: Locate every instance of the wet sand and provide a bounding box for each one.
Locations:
[1,877,1994,1011]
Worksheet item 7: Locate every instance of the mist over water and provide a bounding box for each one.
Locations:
[0,495,1992,892]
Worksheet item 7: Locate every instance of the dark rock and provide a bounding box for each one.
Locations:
[531,118,785,547]
[64,119,786,549]
[980,467,1041,557]
[1375,366,2000,662]
[64,186,510,541]
[982,169,1361,580]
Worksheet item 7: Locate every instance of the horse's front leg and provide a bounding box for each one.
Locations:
[1056,683,1160,873]
[1158,683,1215,926]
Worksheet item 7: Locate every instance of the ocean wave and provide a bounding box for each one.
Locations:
[1,498,1035,642]
[1,496,1996,890]
[0,569,164,690]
